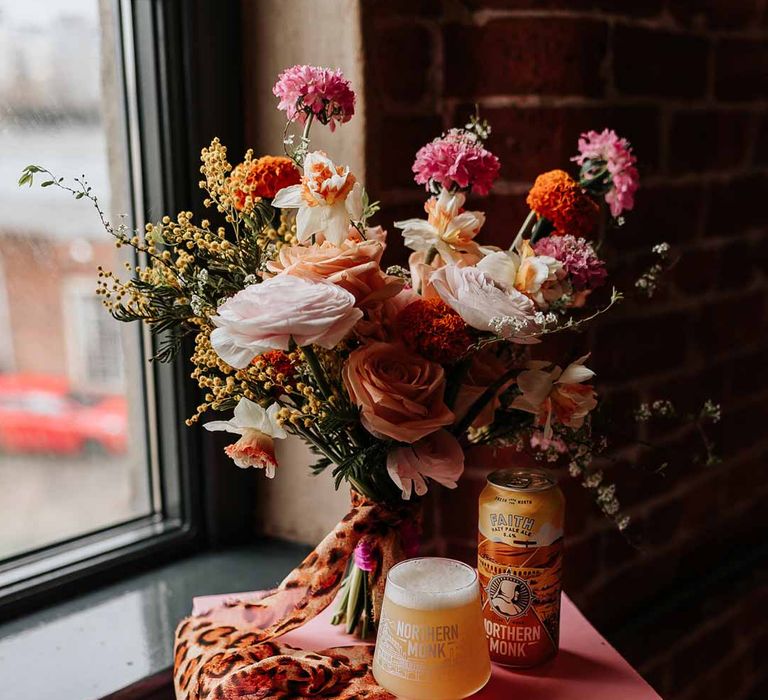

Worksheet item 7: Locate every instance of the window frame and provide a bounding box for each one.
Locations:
[0,0,251,621]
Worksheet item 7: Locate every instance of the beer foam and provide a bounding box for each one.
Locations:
[386,558,478,610]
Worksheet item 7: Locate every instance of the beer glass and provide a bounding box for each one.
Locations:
[372,557,491,700]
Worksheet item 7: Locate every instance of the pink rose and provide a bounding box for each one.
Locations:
[267,237,402,307]
[211,275,362,368]
[342,341,454,443]
[386,430,464,499]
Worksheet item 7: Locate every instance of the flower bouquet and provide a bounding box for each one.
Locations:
[20,64,720,697]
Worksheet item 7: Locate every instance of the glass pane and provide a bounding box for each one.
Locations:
[0,0,152,560]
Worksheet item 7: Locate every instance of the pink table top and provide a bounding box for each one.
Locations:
[192,591,659,699]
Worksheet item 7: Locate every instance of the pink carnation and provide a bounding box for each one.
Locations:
[413,129,500,196]
[534,235,607,292]
[273,65,355,131]
[572,129,639,217]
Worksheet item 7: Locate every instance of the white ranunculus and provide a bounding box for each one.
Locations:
[430,264,539,343]
[210,275,363,368]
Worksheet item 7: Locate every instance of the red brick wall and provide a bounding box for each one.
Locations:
[361,2,768,698]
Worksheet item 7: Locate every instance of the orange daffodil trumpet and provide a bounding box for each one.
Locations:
[512,355,598,438]
[204,398,287,477]
[272,150,364,246]
[395,190,486,263]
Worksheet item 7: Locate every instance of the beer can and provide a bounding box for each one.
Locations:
[477,468,565,667]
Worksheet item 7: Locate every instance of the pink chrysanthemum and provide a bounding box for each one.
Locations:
[413,129,500,196]
[572,129,639,218]
[273,65,355,131]
[353,537,378,572]
[534,234,607,291]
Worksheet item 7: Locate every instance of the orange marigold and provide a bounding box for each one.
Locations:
[526,169,599,238]
[230,155,301,210]
[396,298,475,365]
[252,350,296,389]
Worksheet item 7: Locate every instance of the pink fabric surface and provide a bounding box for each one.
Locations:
[192,591,660,700]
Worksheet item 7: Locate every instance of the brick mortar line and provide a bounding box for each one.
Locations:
[375,96,768,117]
[599,365,768,410]
[589,280,768,322]
[462,8,768,41]
[581,481,768,595]
[638,611,756,685]
[376,169,768,202]
[441,95,768,111]
[447,465,768,554]
[489,166,768,194]
[548,438,768,550]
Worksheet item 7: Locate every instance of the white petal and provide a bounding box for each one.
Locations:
[210,327,262,369]
[272,184,304,208]
[323,203,352,245]
[296,205,324,242]
[346,181,364,221]
[477,251,518,289]
[203,420,242,435]
[233,397,267,429]
[560,356,595,384]
[266,403,288,439]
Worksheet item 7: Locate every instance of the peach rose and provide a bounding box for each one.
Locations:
[342,341,454,443]
[354,287,417,342]
[267,237,403,307]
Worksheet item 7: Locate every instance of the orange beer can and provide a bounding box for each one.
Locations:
[478,468,565,667]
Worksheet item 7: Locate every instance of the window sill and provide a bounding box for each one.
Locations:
[0,539,311,700]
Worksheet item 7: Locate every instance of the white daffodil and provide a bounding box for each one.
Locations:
[395,189,485,262]
[272,151,363,245]
[204,398,287,477]
[477,240,564,308]
[511,355,597,438]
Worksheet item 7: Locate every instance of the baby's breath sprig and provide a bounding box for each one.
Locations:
[635,242,672,298]
[480,288,623,350]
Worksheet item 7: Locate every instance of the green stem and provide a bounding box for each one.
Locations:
[301,112,315,144]
[444,356,472,410]
[510,209,536,251]
[301,344,333,400]
[452,366,520,437]
[346,564,364,634]
[331,558,353,625]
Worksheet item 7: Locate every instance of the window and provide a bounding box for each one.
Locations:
[0,0,250,617]
[63,277,125,392]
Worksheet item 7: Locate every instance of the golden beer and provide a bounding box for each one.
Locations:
[478,469,565,667]
[372,558,491,700]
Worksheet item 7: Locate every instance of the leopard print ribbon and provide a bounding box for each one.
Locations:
[173,493,417,699]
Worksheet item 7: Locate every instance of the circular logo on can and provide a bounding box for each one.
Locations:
[487,574,531,619]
